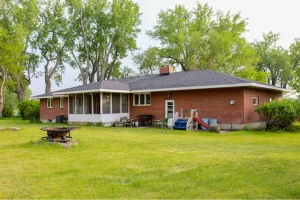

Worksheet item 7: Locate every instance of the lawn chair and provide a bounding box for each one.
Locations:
[156,118,168,128]
[121,117,132,127]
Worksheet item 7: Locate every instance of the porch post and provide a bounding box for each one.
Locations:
[120,93,122,113]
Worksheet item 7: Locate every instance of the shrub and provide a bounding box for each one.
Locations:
[96,121,104,127]
[18,100,40,122]
[85,122,94,126]
[3,102,14,118]
[243,125,252,131]
[256,99,300,131]
[208,125,220,133]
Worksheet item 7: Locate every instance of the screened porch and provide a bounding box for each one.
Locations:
[68,92,129,123]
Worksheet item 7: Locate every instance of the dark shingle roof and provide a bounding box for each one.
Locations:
[53,80,130,94]
[128,70,252,90]
[32,70,286,98]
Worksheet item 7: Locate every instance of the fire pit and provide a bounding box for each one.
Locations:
[40,127,81,142]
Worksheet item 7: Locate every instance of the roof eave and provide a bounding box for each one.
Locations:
[130,83,290,93]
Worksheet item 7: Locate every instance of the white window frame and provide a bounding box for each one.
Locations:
[270,97,274,102]
[133,93,151,106]
[253,96,259,106]
[60,97,64,108]
[47,98,53,108]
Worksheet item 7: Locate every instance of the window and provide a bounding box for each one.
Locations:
[112,93,120,113]
[253,97,259,106]
[47,98,53,108]
[60,97,64,108]
[122,94,128,113]
[102,93,111,114]
[133,93,151,106]
[270,97,274,102]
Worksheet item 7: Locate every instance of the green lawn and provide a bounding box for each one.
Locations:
[0,119,299,199]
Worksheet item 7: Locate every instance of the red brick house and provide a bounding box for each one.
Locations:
[33,67,288,129]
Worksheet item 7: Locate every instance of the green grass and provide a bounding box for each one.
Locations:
[0,118,299,199]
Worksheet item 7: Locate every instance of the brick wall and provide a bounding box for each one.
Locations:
[130,87,283,124]
[243,88,282,124]
[40,97,68,121]
[130,88,245,124]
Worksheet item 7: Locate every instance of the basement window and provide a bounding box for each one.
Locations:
[47,98,53,108]
[134,93,151,106]
[270,97,274,102]
[253,97,259,106]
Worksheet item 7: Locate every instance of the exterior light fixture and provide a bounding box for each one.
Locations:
[230,100,235,105]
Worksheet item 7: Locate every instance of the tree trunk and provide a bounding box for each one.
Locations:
[16,75,28,101]
[45,77,51,93]
[0,74,6,119]
[0,88,3,119]
[271,77,277,86]
[82,69,88,85]
[17,86,27,102]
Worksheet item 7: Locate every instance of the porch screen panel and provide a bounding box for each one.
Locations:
[76,94,83,114]
[93,93,101,114]
[112,93,120,113]
[84,94,92,114]
[122,94,128,113]
[102,93,111,114]
[69,95,75,114]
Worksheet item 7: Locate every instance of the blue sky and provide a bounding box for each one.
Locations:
[30,0,300,95]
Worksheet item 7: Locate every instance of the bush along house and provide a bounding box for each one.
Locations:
[32,66,289,129]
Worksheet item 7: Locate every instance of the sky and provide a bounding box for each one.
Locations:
[30,0,300,96]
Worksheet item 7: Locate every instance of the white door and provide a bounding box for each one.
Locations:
[165,100,174,119]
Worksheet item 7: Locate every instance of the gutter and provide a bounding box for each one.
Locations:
[31,83,291,99]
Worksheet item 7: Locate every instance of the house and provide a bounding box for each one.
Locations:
[32,66,288,129]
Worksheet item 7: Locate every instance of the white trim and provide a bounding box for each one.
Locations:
[99,89,130,93]
[33,83,291,99]
[47,98,53,108]
[132,83,291,93]
[60,97,64,108]
[251,83,290,92]
[133,93,151,106]
[165,100,175,119]
[253,96,259,106]
[53,89,129,95]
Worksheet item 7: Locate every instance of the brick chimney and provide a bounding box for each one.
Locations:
[159,66,173,75]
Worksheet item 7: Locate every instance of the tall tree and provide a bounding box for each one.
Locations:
[13,0,39,101]
[67,0,141,84]
[252,32,292,87]
[0,1,26,117]
[33,0,71,93]
[134,47,164,75]
[289,38,300,90]
[146,3,258,75]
